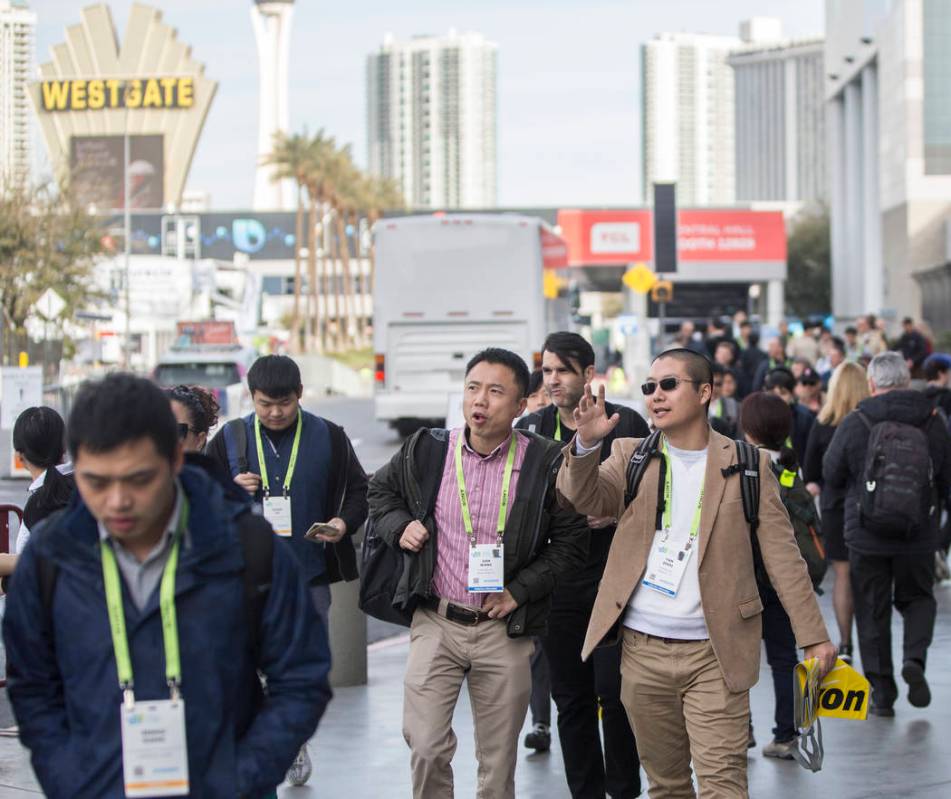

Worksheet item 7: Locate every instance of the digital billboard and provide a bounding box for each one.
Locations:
[70,135,164,211]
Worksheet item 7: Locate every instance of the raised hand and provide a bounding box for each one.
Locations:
[572,384,620,449]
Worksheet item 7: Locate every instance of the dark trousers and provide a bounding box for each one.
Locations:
[761,587,797,742]
[850,550,936,704]
[543,580,641,799]
[530,637,551,726]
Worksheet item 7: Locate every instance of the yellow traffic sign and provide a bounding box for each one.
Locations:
[622,263,657,294]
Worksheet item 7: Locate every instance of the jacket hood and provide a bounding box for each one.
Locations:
[857,389,936,426]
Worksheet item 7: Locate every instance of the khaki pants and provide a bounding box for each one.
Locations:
[619,630,750,799]
[403,605,533,799]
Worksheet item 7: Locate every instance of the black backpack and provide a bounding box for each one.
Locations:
[624,433,813,592]
[855,411,935,539]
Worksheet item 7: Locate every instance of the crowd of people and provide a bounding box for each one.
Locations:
[0,314,949,798]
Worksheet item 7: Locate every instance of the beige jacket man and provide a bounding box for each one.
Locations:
[557,429,828,692]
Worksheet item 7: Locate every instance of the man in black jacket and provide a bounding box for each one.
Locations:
[206,355,367,785]
[517,332,648,799]
[823,352,951,716]
[368,348,588,799]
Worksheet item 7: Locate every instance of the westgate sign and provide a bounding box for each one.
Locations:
[40,77,196,112]
[28,4,216,209]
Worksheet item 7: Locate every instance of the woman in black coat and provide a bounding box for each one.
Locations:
[802,362,868,663]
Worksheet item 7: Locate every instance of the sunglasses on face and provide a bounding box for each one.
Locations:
[641,377,700,396]
[177,423,192,440]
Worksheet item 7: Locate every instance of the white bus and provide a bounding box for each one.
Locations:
[373,214,570,436]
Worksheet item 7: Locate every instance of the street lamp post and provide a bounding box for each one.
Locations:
[123,127,132,369]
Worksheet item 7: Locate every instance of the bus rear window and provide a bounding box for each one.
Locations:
[155,362,241,389]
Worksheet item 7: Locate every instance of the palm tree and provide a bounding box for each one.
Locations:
[262,132,310,352]
[300,130,338,352]
[325,147,361,350]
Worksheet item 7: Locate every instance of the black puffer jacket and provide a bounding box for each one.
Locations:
[823,390,951,555]
[367,428,589,638]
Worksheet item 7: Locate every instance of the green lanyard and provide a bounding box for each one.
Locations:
[454,431,518,545]
[254,410,303,496]
[661,438,704,545]
[101,494,189,707]
[554,413,562,442]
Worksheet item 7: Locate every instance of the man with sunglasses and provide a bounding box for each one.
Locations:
[556,347,835,797]
[516,332,648,799]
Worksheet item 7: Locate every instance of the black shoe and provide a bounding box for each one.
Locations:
[524,723,551,752]
[901,659,931,708]
[868,701,895,718]
[747,722,756,749]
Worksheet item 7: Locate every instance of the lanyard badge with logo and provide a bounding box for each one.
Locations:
[103,497,190,797]
[255,411,302,537]
[455,432,517,593]
[641,439,704,598]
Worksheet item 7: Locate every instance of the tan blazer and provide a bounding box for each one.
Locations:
[556,429,828,693]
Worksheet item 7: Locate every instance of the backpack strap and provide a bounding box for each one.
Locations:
[724,440,761,536]
[236,511,274,666]
[623,429,663,508]
[223,417,250,475]
[855,410,872,432]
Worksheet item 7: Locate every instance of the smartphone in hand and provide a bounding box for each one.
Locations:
[305,522,339,541]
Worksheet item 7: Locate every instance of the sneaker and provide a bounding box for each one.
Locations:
[838,643,853,665]
[286,745,312,786]
[524,722,551,752]
[762,737,797,760]
[747,722,756,749]
[868,701,895,718]
[901,659,931,708]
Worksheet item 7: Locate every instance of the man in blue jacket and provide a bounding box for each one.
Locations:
[3,373,331,798]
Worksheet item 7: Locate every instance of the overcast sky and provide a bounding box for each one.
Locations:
[35,0,824,209]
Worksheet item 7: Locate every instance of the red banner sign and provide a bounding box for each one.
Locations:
[556,209,787,266]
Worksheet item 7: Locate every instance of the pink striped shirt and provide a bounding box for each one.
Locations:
[432,428,530,608]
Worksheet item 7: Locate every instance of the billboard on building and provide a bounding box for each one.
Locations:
[28,4,216,209]
[556,208,788,281]
[70,135,164,211]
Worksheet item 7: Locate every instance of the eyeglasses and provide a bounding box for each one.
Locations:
[641,377,700,396]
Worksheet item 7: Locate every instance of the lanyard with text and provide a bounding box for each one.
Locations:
[255,412,302,537]
[455,431,517,593]
[642,439,705,598]
[102,495,188,706]
[660,438,704,545]
[103,496,191,797]
[254,410,303,497]
[555,413,562,442]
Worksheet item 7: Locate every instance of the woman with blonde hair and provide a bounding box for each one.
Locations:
[803,361,870,662]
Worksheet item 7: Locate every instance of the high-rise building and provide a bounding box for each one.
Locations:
[826,0,951,325]
[641,19,785,207]
[0,0,36,189]
[367,30,497,209]
[251,0,293,211]
[729,38,826,204]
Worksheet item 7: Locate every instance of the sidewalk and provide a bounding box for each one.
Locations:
[2,578,951,797]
